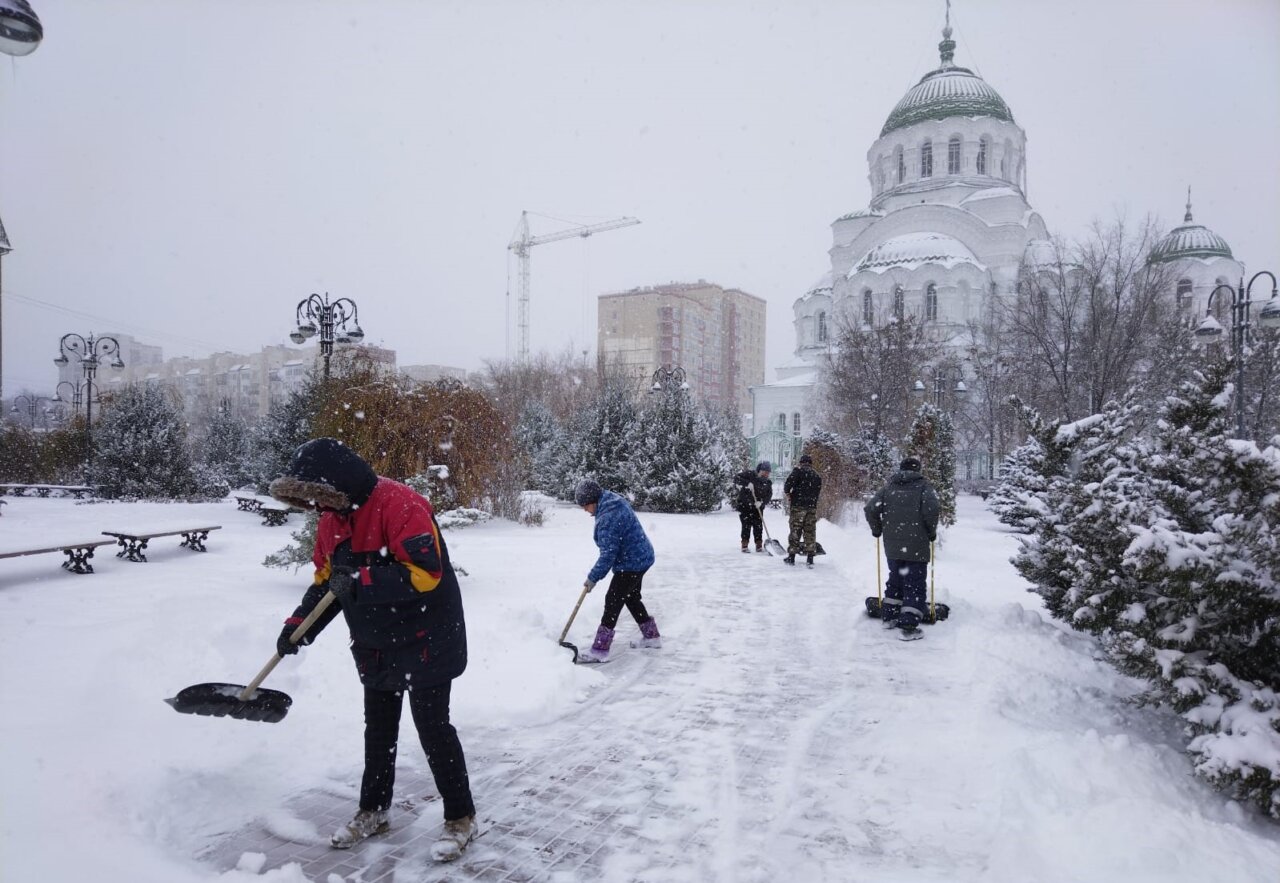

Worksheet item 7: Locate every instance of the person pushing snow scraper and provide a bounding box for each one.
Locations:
[574,479,661,663]
[269,438,478,862]
[733,461,773,552]
[863,456,940,641]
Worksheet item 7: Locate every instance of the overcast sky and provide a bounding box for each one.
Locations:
[2,0,1278,396]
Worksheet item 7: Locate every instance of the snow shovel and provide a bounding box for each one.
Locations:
[924,541,950,624]
[754,487,786,557]
[557,583,592,663]
[165,589,337,723]
[864,536,886,618]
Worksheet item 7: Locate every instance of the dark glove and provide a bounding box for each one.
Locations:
[583,578,597,593]
[328,565,359,607]
[277,617,309,657]
[871,531,882,538]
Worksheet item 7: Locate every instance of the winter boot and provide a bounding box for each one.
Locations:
[741,540,750,553]
[578,625,615,663]
[783,553,796,565]
[430,814,477,862]
[755,542,764,553]
[633,617,662,649]
[898,624,924,642]
[330,808,390,849]
[806,554,814,568]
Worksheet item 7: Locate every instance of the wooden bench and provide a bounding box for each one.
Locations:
[0,538,117,574]
[0,484,94,499]
[234,496,264,512]
[102,526,223,562]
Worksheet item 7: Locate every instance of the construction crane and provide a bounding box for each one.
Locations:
[508,210,640,362]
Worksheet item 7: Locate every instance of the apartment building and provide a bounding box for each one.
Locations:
[597,280,766,414]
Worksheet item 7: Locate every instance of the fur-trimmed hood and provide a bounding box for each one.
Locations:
[269,437,378,511]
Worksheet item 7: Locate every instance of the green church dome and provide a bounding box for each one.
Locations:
[881,27,1014,137]
[1148,198,1233,264]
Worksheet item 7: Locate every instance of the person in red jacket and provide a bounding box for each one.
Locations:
[269,438,476,863]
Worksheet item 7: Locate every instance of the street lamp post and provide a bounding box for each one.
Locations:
[650,365,689,394]
[1194,271,1280,439]
[9,393,40,428]
[51,380,86,418]
[290,292,364,380]
[912,365,967,411]
[54,333,124,480]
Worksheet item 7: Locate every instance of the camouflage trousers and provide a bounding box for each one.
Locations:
[787,507,817,555]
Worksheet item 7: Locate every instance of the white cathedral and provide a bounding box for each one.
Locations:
[749,21,1244,473]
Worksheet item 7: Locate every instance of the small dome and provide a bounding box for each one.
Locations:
[853,232,984,274]
[804,271,833,297]
[881,28,1014,137]
[1149,197,1233,264]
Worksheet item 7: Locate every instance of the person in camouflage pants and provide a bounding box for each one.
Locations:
[782,454,822,566]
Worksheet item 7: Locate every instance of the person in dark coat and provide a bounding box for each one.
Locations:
[863,456,941,637]
[269,438,476,862]
[783,454,822,566]
[574,478,659,663]
[733,461,773,552]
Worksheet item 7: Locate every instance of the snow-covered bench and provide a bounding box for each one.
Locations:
[0,483,94,499]
[101,526,222,562]
[258,506,297,527]
[0,538,117,574]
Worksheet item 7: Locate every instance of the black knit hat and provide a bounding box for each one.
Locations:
[900,457,922,472]
[574,479,603,507]
[798,454,813,465]
[756,460,772,472]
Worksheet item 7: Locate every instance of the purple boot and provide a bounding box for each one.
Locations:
[635,618,662,649]
[579,625,615,663]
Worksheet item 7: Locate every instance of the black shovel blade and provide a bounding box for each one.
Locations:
[558,641,580,664]
[864,596,884,618]
[165,682,293,723]
[923,603,951,624]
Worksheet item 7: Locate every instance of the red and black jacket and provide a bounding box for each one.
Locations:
[274,439,466,690]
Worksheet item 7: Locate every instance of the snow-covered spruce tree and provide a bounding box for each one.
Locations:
[92,384,202,499]
[195,404,255,492]
[1009,408,1111,621]
[554,371,641,500]
[906,403,956,526]
[627,384,734,513]
[988,397,1077,534]
[1098,361,1280,816]
[514,400,562,494]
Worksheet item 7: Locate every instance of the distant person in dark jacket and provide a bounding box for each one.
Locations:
[269,438,476,862]
[733,461,773,552]
[574,479,660,663]
[864,456,941,639]
[783,454,822,567]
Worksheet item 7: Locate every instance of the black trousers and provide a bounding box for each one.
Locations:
[601,570,651,630]
[360,681,475,821]
[738,507,762,544]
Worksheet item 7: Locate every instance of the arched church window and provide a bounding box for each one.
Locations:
[1176,279,1193,310]
[862,289,874,325]
[817,311,828,343]
[792,412,801,436]
[778,413,787,430]
[896,147,905,184]
[893,286,905,319]
[926,284,938,322]
[920,140,933,178]
[977,138,988,175]
[947,137,961,175]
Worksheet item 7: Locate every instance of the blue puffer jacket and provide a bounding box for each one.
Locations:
[587,490,655,583]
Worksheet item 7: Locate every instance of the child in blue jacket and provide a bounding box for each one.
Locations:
[574,479,660,663]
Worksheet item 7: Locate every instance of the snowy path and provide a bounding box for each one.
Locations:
[198,498,1280,882]
[4,495,1280,882]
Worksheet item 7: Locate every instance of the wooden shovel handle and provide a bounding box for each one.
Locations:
[238,590,337,702]
[558,584,591,644]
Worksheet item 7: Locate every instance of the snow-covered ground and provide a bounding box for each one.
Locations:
[2,493,1278,882]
